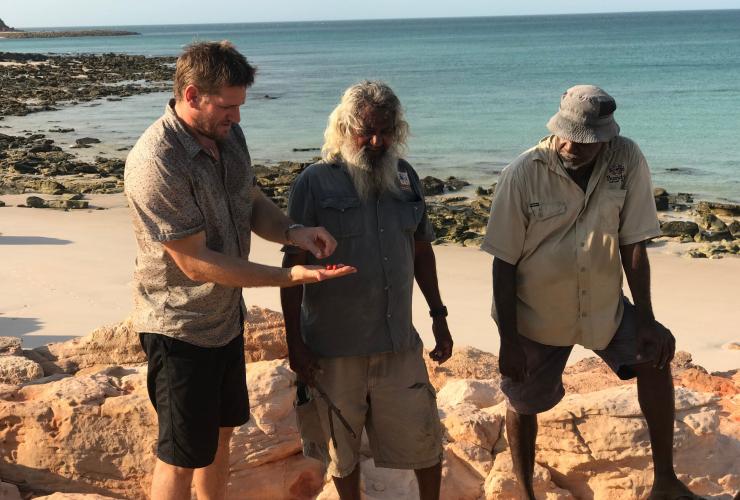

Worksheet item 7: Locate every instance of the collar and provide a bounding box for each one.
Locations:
[163,99,209,160]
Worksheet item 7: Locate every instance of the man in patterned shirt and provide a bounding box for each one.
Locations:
[124,41,354,499]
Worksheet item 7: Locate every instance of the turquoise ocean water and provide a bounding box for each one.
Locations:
[2,11,739,201]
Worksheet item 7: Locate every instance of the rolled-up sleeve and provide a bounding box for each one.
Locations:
[618,144,662,246]
[480,167,528,265]
[124,156,204,242]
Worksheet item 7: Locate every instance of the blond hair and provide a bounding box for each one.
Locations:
[322,81,409,161]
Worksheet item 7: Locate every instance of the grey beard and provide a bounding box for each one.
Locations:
[341,144,401,201]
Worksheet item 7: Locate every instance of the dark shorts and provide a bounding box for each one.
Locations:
[502,300,651,415]
[139,332,250,468]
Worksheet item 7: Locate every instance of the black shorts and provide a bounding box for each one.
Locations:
[140,332,250,468]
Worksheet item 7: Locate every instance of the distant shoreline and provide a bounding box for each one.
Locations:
[0,30,139,39]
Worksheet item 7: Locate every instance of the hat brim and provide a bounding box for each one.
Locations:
[546,113,620,144]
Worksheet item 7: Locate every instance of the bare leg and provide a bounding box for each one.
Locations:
[414,461,442,500]
[150,458,194,500]
[193,427,234,500]
[332,465,361,500]
[506,409,538,500]
[634,363,699,499]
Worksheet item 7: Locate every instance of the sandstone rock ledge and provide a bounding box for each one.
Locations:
[1,309,738,499]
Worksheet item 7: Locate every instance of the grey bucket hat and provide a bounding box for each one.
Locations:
[546,85,620,143]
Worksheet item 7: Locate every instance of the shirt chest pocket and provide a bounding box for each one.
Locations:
[600,190,627,233]
[396,198,425,232]
[528,201,567,221]
[319,196,364,238]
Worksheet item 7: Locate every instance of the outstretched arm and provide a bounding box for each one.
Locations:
[162,230,355,288]
[414,240,453,364]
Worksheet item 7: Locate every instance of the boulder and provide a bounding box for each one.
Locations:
[75,138,101,146]
[654,188,670,211]
[0,337,22,356]
[421,176,445,196]
[0,355,44,384]
[729,219,740,239]
[0,200,5,207]
[660,220,699,238]
[25,196,47,208]
[697,201,740,217]
[243,306,288,362]
[25,318,144,376]
[445,177,471,192]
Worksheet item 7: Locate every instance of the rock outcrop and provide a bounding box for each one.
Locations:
[1,309,738,499]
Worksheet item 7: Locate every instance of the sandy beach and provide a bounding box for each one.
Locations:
[1,192,738,372]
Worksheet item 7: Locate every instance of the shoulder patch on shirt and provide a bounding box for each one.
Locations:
[606,164,625,187]
[397,171,412,191]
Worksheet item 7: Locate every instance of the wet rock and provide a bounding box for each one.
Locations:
[729,220,740,239]
[46,199,89,209]
[48,127,75,133]
[445,176,471,192]
[660,220,699,238]
[75,137,101,146]
[25,196,47,208]
[422,176,445,196]
[696,201,740,217]
[654,187,669,211]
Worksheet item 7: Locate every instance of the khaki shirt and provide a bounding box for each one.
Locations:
[124,101,255,347]
[286,159,435,357]
[481,135,661,349]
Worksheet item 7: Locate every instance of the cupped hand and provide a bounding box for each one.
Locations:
[289,263,357,284]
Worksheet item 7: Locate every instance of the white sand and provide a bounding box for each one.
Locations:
[1,193,738,371]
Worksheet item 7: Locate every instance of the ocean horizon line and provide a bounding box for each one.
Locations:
[9,8,740,31]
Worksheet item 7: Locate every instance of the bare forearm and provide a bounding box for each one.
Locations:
[620,241,654,321]
[492,257,519,341]
[413,241,444,310]
[250,188,292,244]
[180,246,293,288]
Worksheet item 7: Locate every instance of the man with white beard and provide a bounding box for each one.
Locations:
[281,81,453,500]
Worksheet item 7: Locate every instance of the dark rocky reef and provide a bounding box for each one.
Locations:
[0,52,175,118]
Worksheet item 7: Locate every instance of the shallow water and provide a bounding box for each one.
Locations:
[2,11,739,201]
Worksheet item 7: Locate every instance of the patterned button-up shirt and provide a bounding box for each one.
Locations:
[124,100,255,347]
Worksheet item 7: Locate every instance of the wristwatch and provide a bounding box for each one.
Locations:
[284,223,305,245]
[429,306,448,318]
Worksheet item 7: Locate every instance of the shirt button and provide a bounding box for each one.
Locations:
[387,313,392,318]
[384,256,389,261]
[582,313,588,318]
[380,228,385,232]
[384,286,389,291]
[581,290,587,295]
[580,242,586,247]
[580,267,586,272]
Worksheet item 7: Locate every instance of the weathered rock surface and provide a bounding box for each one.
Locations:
[0,337,22,356]
[1,309,738,499]
[0,355,44,384]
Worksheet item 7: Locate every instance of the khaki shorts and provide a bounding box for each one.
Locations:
[502,299,653,415]
[295,343,443,477]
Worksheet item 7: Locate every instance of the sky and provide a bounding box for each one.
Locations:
[2,0,739,27]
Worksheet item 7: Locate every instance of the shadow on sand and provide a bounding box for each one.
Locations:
[0,236,72,245]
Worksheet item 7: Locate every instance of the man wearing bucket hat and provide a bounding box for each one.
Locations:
[482,85,700,500]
